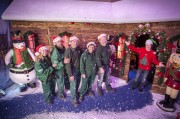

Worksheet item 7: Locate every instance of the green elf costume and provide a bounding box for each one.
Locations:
[79,42,97,101]
[34,44,55,103]
[51,36,66,99]
[64,36,82,106]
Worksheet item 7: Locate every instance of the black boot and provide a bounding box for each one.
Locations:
[163,97,176,112]
[88,90,94,96]
[97,88,103,96]
[59,94,66,100]
[46,97,53,104]
[27,82,37,88]
[106,84,116,93]
[159,94,170,105]
[164,97,176,108]
[131,81,138,90]
[79,96,84,102]
[20,84,27,92]
[139,82,145,92]
[72,99,79,107]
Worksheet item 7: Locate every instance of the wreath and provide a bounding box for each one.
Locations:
[59,31,72,37]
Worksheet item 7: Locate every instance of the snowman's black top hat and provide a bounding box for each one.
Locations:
[11,30,25,43]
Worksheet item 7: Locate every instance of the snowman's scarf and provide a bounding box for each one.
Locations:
[13,47,26,65]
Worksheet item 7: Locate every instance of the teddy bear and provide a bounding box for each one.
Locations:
[5,30,37,92]
[157,50,180,112]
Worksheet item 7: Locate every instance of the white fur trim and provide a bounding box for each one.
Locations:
[53,36,62,44]
[69,36,79,42]
[86,42,96,48]
[98,33,107,40]
[35,52,40,56]
[39,46,48,51]
[145,39,153,45]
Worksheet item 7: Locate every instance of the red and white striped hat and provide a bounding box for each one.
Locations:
[87,42,96,48]
[69,35,79,44]
[52,36,62,45]
[97,33,107,40]
[35,44,48,56]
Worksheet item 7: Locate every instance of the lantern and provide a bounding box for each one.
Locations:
[117,37,125,59]
[27,34,35,53]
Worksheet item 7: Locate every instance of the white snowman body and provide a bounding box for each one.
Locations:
[5,42,37,85]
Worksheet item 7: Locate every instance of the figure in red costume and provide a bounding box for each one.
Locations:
[125,39,164,92]
[157,47,180,112]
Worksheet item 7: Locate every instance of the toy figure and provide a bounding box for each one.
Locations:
[157,50,180,112]
[5,30,36,92]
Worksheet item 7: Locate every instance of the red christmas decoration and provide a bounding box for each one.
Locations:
[158,38,162,42]
[86,23,91,26]
[167,43,176,49]
[119,60,123,67]
[122,50,126,57]
[157,72,164,78]
[160,49,164,53]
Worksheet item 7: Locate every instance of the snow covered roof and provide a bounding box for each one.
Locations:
[2,0,180,23]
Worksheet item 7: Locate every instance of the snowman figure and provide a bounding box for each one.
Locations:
[5,30,37,92]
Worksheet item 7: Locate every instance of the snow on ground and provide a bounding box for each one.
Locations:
[0,76,179,119]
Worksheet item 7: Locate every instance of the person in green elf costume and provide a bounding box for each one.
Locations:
[51,36,70,100]
[64,35,83,106]
[79,41,97,102]
[95,33,116,96]
[34,44,55,104]
[125,39,165,92]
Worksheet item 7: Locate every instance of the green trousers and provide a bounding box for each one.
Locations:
[41,77,55,102]
[69,69,80,101]
[54,70,64,97]
[64,69,70,90]
[80,74,96,97]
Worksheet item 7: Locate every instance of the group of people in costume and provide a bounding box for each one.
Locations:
[34,33,115,106]
[4,31,180,111]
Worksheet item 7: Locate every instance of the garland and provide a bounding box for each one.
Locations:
[59,31,72,37]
